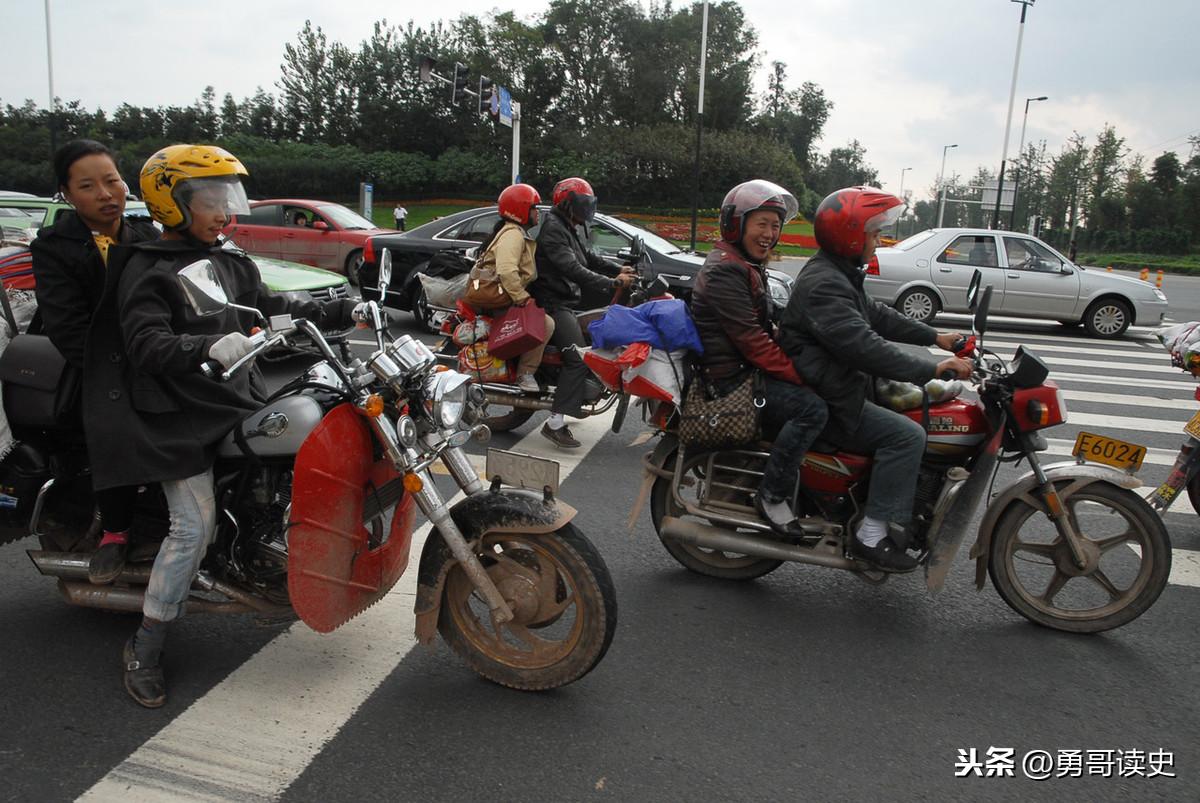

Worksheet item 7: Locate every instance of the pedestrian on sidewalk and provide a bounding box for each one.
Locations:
[393,204,408,231]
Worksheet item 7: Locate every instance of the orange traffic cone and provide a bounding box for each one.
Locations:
[1139,267,1149,282]
[1156,270,1164,289]
[1106,264,1113,272]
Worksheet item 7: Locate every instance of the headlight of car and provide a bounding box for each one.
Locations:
[424,370,472,428]
[1153,287,1167,301]
[767,275,791,308]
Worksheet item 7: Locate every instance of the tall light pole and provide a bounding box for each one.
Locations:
[896,167,911,235]
[936,143,958,227]
[991,0,1036,230]
[688,1,710,252]
[1009,95,1047,229]
[44,0,57,156]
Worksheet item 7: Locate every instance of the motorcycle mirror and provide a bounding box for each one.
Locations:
[628,235,644,263]
[378,248,393,298]
[966,269,982,312]
[974,285,994,339]
[178,260,229,316]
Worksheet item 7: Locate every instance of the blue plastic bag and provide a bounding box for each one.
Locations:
[587,298,703,354]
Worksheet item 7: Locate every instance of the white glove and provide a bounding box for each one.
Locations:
[208,332,256,369]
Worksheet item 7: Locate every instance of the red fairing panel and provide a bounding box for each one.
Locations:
[800,450,872,495]
[288,403,416,633]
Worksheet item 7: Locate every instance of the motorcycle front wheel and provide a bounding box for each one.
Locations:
[1187,472,1200,516]
[988,481,1171,633]
[649,449,783,581]
[438,523,616,690]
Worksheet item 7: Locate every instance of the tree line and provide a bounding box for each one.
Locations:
[910,126,1199,255]
[0,0,880,216]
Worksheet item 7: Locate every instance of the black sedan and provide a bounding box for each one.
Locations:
[360,206,792,331]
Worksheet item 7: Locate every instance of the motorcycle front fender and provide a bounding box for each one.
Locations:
[413,488,577,644]
[969,461,1143,590]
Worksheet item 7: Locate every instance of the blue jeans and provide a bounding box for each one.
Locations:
[143,469,218,622]
[830,401,927,524]
[759,378,828,502]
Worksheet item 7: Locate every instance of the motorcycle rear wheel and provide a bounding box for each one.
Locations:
[479,404,535,433]
[649,449,783,581]
[438,523,616,690]
[988,481,1170,633]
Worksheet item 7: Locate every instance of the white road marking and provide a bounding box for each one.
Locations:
[981,339,1165,359]
[1128,544,1200,588]
[926,346,1179,375]
[1049,371,1194,391]
[1058,389,1194,411]
[1063,411,1186,435]
[78,410,615,803]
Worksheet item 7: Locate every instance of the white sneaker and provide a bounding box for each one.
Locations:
[516,374,540,393]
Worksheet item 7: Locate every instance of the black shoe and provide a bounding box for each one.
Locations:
[541,422,581,448]
[754,493,806,539]
[851,536,919,573]
[123,637,166,709]
[88,541,128,586]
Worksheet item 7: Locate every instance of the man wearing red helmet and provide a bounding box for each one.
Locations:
[530,177,633,447]
[779,186,971,571]
[692,179,828,537]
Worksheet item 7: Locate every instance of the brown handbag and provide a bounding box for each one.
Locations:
[678,369,764,450]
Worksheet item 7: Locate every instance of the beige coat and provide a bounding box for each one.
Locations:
[474,222,537,306]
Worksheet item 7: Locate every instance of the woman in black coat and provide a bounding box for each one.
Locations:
[30,139,159,585]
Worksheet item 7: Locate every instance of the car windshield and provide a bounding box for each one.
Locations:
[893,230,938,251]
[317,204,374,230]
[602,216,683,254]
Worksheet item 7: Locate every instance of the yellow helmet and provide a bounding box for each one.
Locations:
[139,144,250,231]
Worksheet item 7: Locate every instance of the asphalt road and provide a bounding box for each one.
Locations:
[1,301,1197,801]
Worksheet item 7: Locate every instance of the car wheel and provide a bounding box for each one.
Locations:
[896,288,939,324]
[1083,298,1131,338]
[344,250,364,286]
[410,286,443,334]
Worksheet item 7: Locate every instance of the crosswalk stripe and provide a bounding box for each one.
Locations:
[1060,389,1193,411]
[927,347,1179,375]
[1128,544,1200,588]
[78,410,615,803]
[1065,411,1184,435]
[1050,371,1194,391]
[983,340,1165,359]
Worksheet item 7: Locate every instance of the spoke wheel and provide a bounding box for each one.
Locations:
[896,288,939,324]
[1083,298,1131,338]
[438,524,616,690]
[988,481,1170,633]
[649,449,782,581]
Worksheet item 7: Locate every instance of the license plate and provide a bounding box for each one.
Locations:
[1072,432,1147,472]
[1185,409,1200,441]
[485,448,560,494]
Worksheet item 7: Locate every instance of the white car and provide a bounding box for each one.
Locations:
[864,228,1168,338]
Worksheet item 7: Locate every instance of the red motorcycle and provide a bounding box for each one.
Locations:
[632,273,1171,633]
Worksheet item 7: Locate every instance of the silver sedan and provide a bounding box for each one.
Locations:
[864,228,1168,338]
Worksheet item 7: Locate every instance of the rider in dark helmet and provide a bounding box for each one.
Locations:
[779,186,971,571]
[529,177,633,448]
[691,179,828,537]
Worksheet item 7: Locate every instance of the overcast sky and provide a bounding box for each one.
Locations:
[3,0,1198,203]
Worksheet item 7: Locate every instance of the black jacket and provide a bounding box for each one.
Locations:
[530,208,621,312]
[29,211,160,490]
[115,238,354,484]
[779,249,939,434]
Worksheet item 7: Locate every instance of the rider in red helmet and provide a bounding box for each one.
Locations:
[529,177,634,448]
[779,186,971,571]
[691,179,828,537]
[466,183,555,393]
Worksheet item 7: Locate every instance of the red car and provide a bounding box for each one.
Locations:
[223,199,396,285]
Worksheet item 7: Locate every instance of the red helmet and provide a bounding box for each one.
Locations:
[813,186,904,260]
[498,183,541,227]
[719,179,799,246]
[552,177,597,223]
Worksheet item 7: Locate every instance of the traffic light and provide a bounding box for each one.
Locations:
[478,75,495,116]
[451,62,468,105]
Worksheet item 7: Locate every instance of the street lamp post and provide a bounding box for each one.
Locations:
[1009,95,1047,229]
[991,0,1036,230]
[689,1,710,252]
[896,167,911,235]
[936,143,958,227]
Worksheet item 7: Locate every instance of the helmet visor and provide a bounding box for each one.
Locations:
[175,176,251,221]
[570,193,597,223]
[864,203,904,234]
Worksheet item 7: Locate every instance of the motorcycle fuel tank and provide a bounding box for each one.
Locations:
[905,398,988,457]
[217,395,325,459]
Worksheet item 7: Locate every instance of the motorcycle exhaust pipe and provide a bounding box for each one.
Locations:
[56,580,252,615]
[659,516,859,571]
[482,389,555,411]
[29,551,152,584]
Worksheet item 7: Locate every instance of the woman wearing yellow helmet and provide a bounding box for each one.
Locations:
[111,144,364,708]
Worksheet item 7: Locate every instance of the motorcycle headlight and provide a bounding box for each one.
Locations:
[424,370,471,428]
[767,275,791,308]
